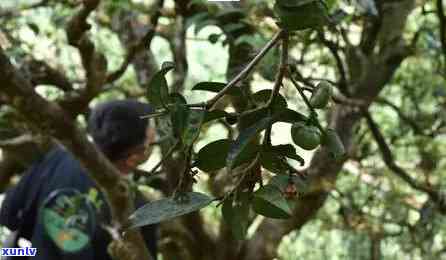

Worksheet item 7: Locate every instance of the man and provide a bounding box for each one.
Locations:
[0,100,158,259]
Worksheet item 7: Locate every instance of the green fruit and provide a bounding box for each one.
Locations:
[310,81,332,109]
[322,129,346,161]
[291,122,321,150]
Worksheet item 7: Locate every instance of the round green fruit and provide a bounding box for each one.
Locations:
[310,81,333,109]
[291,122,321,150]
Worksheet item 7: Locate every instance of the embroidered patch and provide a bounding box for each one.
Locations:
[40,188,96,253]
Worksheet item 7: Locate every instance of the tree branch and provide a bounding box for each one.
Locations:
[363,110,446,212]
[437,0,446,66]
[202,30,284,109]
[22,58,74,91]
[62,0,107,116]
[318,32,348,95]
[375,98,425,135]
[0,0,49,18]
[106,0,165,83]
[169,6,188,93]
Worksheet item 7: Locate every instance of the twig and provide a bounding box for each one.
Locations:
[106,0,165,83]
[194,30,284,109]
[288,71,324,132]
[140,111,168,119]
[288,73,315,114]
[0,134,34,148]
[172,146,194,197]
[147,140,179,176]
[217,153,260,206]
[363,110,446,212]
[318,32,348,95]
[264,31,289,146]
[267,32,288,107]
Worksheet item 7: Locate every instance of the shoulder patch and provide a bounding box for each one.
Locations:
[39,188,96,253]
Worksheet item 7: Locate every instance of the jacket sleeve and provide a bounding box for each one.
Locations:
[141,224,158,259]
[0,164,39,230]
[134,192,158,259]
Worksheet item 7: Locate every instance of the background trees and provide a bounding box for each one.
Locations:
[1,0,446,259]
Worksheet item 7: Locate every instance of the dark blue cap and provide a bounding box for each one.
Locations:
[87,100,154,161]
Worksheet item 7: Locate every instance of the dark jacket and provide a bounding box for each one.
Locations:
[0,147,157,259]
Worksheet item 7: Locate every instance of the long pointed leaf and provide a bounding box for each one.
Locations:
[147,62,175,108]
[226,117,274,170]
[127,192,214,229]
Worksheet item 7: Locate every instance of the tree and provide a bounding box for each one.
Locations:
[1,0,446,259]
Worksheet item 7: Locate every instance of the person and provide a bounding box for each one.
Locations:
[0,100,158,259]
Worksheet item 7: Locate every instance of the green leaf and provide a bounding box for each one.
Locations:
[195,139,231,172]
[221,23,246,34]
[260,149,290,174]
[192,82,241,96]
[203,109,230,123]
[275,109,308,123]
[222,193,250,240]
[226,117,273,170]
[187,0,206,8]
[147,62,175,108]
[161,61,175,73]
[215,9,245,22]
[195,139,258,172]
[235,142,259,169]
[260,143,305,174]
[182,109,205,147]
[169,93,187,104]
[234,34,264,47]
[276,0,318,8]
[127,192,214,228]
[274,1,328,31]
[322,129,346,161]
[270,144,305,166]
[258,47,280,81]
[186,12,209,29]
[239,107,269,127]
[252,89,288,112]
[253,185,292,219]
[240,107,305,126]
